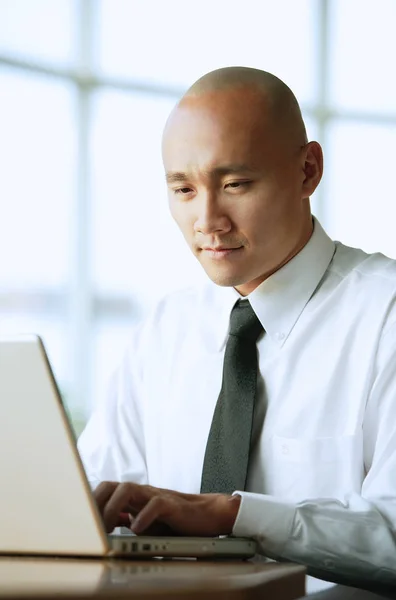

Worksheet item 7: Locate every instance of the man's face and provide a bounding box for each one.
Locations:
[162,88,318,295]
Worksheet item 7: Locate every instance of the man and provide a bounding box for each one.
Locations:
[78,67,396,588]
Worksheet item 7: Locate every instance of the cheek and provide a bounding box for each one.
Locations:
[232,193,286,246]
[231,193,273,232]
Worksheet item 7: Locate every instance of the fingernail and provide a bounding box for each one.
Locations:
[130,518,141,534]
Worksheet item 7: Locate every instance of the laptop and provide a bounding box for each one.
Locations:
[0,334,257,559]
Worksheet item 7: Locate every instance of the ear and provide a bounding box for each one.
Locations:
[301,141,323,198]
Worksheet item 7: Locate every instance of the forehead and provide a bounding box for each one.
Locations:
[162,91,274,172]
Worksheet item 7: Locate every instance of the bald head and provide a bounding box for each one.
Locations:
[187,65,299,102]
[173,66,307,147]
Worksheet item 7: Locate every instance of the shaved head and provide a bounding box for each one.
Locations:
[162,67,323,295]
[168,66,308,149]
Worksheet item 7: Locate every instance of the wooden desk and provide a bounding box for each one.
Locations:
[0,557,305,600]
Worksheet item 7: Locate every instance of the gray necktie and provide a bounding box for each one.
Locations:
[200,300,264,494]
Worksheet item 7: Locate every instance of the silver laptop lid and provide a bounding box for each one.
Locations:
[0,335,108,557]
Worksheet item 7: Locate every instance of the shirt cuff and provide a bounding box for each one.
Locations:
[232,491,296,557]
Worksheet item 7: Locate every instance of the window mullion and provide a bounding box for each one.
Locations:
[69,0,95,418]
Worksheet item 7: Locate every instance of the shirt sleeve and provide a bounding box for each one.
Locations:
[77,329,148,489]
[233,321,396,587]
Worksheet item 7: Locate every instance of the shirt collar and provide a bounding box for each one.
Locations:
[208,217,336,350]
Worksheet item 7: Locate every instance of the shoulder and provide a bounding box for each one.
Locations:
[329,242,396,290]
[328,242,396,331]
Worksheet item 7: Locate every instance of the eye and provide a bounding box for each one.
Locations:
[224,181,251,190]
[174,187,193,195]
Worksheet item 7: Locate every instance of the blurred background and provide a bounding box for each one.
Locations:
[0,0,395,433]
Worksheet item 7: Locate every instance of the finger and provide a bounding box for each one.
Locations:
[103,483,152,533]
[93,481,119,514]
[131,495,177,534]
[117,512,133,528]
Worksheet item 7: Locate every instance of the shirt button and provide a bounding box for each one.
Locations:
[323,559,335,569]
[281,444,289,455]
[275,332,285,341]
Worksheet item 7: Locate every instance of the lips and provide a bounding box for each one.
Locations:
[202,246,241,251]
[201,246,243,259]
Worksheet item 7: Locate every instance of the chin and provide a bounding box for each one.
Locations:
[202,267,249,289]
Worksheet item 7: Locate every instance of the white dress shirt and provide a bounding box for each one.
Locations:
[78,218,396,585]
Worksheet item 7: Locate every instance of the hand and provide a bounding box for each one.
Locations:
[93,481,241,537]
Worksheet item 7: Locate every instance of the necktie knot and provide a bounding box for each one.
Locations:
[228,300,263,342]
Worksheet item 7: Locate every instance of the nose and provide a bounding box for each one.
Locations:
[193,190,232,235]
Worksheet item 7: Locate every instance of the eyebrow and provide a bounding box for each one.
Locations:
[165,164,257,184]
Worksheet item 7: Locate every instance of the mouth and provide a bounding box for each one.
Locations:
[201,246,243,260]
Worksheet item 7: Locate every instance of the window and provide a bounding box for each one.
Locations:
[0,0,77,65]
[1,0,395,427]
[325,122,396,255]
[95,0,316,104]
[328,0,396,113]
[0,66,76,396]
